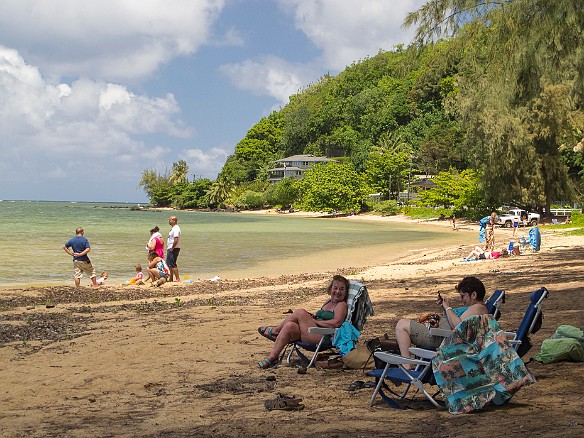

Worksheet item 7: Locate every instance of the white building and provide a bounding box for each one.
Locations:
[268,154,337,184]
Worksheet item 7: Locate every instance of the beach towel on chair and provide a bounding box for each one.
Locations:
[432,314,535,414]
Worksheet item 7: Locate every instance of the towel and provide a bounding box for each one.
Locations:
[333,321,360,356]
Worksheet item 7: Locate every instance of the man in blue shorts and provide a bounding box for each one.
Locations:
[167,216,181,282]
[63,227,97,287]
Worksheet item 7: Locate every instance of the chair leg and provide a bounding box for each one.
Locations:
[370,363,391,406]
[306,337,325,368]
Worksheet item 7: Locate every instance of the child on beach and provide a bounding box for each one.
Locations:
[134,264,145,285]
[96,271,108,285]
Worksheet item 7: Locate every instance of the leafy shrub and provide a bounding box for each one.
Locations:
[233,190,266,209]
[570,210,584,226]
[366,200,400,215]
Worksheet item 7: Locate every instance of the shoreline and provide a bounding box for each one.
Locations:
[0,212,571,290]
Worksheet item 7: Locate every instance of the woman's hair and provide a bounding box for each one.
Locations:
[148,251,158,260]
[150,226,160,234]
[327,274,350,300]
[456,276,486,301]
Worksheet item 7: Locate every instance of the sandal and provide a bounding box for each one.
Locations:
[347,380,376,391]
[258,326,277,341]
[258,357,278,369]
[264,393,304,411]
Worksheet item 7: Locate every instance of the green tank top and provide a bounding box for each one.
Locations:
[315,309,335,321]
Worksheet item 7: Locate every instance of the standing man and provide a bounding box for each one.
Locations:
[63,227,97,287]
[167,216,181,282]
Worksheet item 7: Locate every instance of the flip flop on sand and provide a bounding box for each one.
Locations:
[258,326,277,341]
[347,380,376,391]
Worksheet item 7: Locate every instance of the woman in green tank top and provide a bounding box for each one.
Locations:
[257,275,350,369]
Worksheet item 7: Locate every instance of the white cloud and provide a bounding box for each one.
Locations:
[0,0,227,81]
[281,0,425,70]
[182,146,232,180]
[0,46,189,194]
[221,0,424,103]
[219,56,307,104]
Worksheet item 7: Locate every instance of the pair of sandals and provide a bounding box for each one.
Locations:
[264,393,304,411]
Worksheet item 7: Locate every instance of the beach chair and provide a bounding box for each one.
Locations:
[367,289,506,409]
[284,280,373,368]
[369,311,537,411]
[506,287,549,357]
[485,289,505,320]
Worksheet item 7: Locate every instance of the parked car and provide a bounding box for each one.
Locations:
[497,209,540,228]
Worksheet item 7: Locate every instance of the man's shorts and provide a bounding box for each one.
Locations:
[74,260,96,279]
[166,248,180,268]
[409,318,451,350]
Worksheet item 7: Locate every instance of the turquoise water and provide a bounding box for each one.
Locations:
[0,201,461,286]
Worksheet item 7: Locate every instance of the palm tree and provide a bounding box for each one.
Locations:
[168,160,189,185]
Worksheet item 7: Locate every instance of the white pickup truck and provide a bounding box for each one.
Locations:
[497,209,540,228]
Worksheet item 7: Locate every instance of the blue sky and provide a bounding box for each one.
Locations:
[0,0,424,202]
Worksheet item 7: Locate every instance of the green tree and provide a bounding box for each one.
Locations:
[207,176,234,207]
[139,169,173,206]
[168,160,189,185]
[297,162,368,212]
[419,169,483,211]
[265,177,300,209]
[405,0,584,211]
[365,132,412,200]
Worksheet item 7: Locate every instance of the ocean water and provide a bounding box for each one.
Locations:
[0,200,463,286]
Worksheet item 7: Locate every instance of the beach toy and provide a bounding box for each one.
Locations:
[183,279,194,283]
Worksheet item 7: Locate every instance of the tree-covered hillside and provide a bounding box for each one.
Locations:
[140,1,584,216]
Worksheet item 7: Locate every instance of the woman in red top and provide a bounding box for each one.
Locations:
[147,226,165,258]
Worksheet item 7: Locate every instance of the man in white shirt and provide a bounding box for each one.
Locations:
[166,216,181,282]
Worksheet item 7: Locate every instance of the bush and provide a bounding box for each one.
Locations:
[570,210,584,226]
[233,190,266,209]
[366,200,400,216]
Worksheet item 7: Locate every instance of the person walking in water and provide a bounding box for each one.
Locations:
[167,216,181,282]
[63,227,98,287]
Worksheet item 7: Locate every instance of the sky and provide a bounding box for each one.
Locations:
[0,0,425,202]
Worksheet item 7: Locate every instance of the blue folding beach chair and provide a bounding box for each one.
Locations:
[506,287,549,357]
[485,289,505,320]
[368,288,546,408]
[368,289,506,408]
[284,280,373,368]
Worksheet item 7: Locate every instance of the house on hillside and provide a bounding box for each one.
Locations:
[268,154,337,184]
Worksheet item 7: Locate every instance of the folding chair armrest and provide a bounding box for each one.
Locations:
[430,328,452,337]
[307,327,336,335]
[409,347,437,360]
[374,351,429,367]
[505,331,517,339]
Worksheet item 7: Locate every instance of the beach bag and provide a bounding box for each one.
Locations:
[533,325,584,364]
[342,342,374,370]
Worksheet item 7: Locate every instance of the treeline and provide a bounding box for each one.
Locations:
[140,0,584,216]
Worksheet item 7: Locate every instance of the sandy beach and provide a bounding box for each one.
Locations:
[1,215,582,437]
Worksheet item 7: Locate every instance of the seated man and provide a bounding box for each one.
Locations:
[394,276,489,368]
